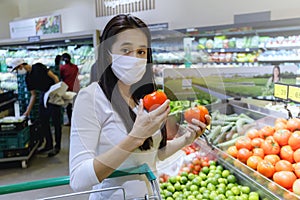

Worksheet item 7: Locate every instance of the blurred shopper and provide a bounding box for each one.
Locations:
[60,53,80,126]
[54,54,62,78]
[10,58,62,157]
[267,65,281,87]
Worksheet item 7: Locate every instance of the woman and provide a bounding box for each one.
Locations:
[267,65,281,86]
[69,14,210,199]
[263,65,281,96]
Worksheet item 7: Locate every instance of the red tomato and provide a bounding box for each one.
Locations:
[227,145,238,158]
[294,149,300,163]
[143,90,167,111]
[264,154,280,166]
[237,148,252,163]
[288,131,300,151]
[201,161,209,167]
[196,105,209,123]
[273,171,297,189]
[251,138,264,148]
[247,155,263,170]
[287,118,300,132]
[192,157,201,165]
[246,128,259,139]
[274,122,288,131]
[275,118,288,124]
[261,136,280,155]
[293,179,300,195]
[257,160,276,178]
[235,136,253,150]
[252,148,265,158]
[273,129,291,146]
[194,165,201,172]
[259,126,275,139]
[184,105,208,124]
[293,163,300,178]
[275,160,293,172]
[280,145,294,163]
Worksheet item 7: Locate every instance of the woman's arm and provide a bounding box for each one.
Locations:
[47,70,59,83]
[93,99,170,181]
[23,90,36,116]
[69,87,170,191]
[158,116,210,161]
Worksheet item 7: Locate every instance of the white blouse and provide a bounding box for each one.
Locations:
[69,82,162,200]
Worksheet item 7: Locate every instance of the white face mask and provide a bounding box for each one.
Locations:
[17,68,27,75]
[111,54,147,85]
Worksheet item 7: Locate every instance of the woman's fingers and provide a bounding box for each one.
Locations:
[148,100,170,121]
[151,99,170,114]
[138,99,144,114]
[205,114,211,125]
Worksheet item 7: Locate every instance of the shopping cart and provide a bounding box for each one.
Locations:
[0,163,162,200]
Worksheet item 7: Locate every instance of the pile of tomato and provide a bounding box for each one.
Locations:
[226,117,300,195]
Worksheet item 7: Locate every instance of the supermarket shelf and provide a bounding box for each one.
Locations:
[0,30,100,49]
[0,97,16,111]
[205,48,260,53]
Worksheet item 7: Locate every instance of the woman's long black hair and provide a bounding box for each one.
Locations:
[272,65,281,82]
[96,14,167,151]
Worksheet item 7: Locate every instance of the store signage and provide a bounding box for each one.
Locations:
[288,85,300,103]
[28,36,41,42]
[96,0,155,17]
[274,83,288,100]
[104,0,140,8]
[9,15,61,39]
[148,23,168,31]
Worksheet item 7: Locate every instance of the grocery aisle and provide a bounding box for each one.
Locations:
[0,126,76,200]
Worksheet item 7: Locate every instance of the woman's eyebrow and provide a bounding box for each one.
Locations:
[120,42,132,46]
[120,42,147,48]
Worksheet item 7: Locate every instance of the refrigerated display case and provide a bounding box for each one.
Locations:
[151,18,300,68]
[158,100,300,199]
[0,30,99,90]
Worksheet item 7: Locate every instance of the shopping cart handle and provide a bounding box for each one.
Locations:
[0,176,70,195]
[0,164,156,195]
[108,163,156,181]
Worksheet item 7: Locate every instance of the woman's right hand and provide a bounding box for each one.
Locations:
[130,99,170,141]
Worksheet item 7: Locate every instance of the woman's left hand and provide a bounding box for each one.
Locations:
[183,114,211,145]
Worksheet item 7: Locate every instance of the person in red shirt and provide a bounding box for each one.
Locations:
[60,53,80,126]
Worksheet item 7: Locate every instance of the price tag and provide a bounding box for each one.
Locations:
[274,83,288,100]
[288,85,300,103]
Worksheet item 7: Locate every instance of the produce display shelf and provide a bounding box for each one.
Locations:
[195,139,283,199]
[203,100,299,199]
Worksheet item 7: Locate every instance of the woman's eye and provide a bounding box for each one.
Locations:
[121,48,131,54]
[137,49,146,55]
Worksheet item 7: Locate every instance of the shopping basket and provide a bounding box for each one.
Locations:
[0,163,162,200]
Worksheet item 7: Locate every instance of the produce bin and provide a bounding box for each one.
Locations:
[0,117,39,168]
[0,126,30,151]
[205,100,300,199]
[195,139,283,199]
[0,116,28,132]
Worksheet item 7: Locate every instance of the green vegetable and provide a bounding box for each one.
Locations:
[213,123,234,144]
[222,116,240,122]
[216,136,244,149]
[207,125,222,141]
[236,118,255,133]
[211,120,232,126]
